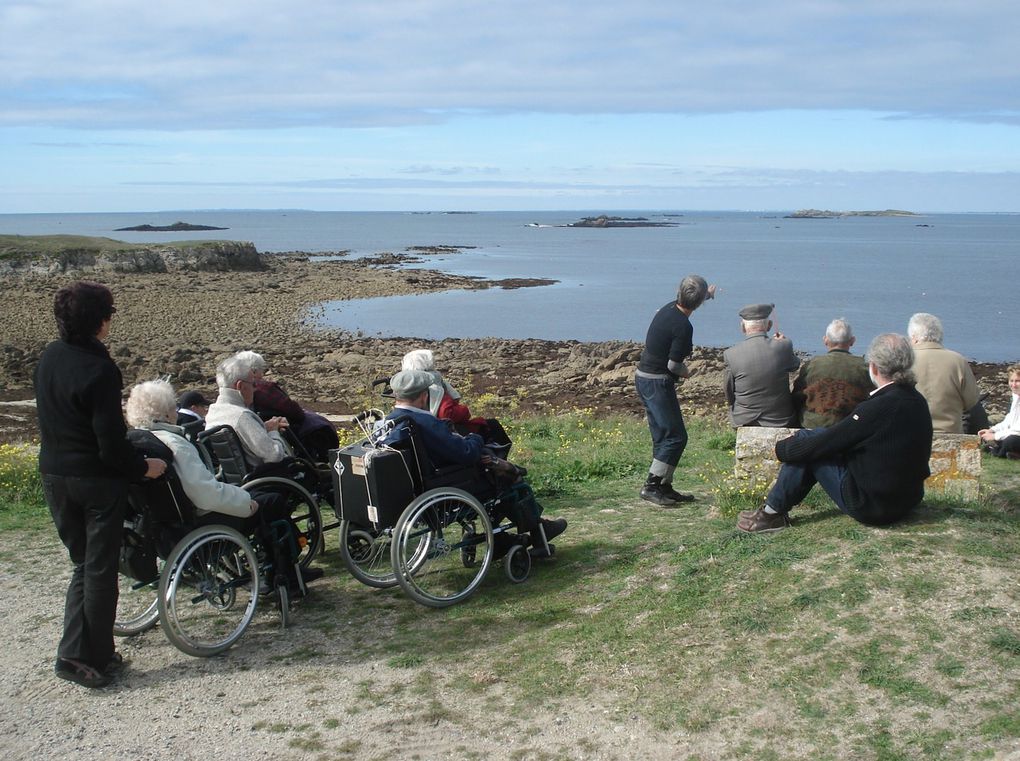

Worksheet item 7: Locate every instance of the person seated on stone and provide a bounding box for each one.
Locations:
[978,364,1020,459]
[234,350,340,462]
[908,312,980,433]
[175,389,211,441]
[400,348,511,453]
[383,369,566,555]
[791,318,873,428]
[723,303,800,428]
[205,352,291,469]
[126,379,323,586]
[737,333,932,533]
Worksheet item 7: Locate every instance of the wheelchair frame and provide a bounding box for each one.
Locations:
[114,430,314,657]
[332,413,539,608]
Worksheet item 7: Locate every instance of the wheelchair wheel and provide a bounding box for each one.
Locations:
[114,569,161,637]
[338,520,400,589]
[243,477,323,570]
[391,488,493,608]
[504,544,531,584]
[159,526,260,657]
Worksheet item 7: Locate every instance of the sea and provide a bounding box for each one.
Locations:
[1,209,1017,362]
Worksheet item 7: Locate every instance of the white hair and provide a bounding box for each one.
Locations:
[907,313,943,343]
[742,318,770,333]
[825,318,854,346]
[234,350,267,372]
[126,379,177,428]
[216,353,254,389]
[402,349,436,372]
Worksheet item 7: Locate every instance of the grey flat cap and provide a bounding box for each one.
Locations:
[389,369,433,399]
[738,303,774,320]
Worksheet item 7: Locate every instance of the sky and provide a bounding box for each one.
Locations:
[2,0,1019,214]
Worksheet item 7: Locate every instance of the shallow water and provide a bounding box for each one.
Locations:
[2,209,1016,360]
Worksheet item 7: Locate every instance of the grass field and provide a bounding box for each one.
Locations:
[4,412,1019,759]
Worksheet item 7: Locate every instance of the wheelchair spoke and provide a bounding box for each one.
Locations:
[159,527,261,657]
[392,489,493,608]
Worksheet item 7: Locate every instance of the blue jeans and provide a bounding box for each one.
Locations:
[765,429,849,514]
[635,375,688,476]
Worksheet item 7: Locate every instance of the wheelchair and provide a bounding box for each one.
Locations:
[113,431,315,657]
[330,412,554,608]
[198,424,326,568]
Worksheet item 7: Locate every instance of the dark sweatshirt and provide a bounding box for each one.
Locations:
[34,338,148,480]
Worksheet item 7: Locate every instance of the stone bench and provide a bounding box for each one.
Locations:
[734,427,981,501]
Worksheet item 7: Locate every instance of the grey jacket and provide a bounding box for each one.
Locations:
[723,333,800,427]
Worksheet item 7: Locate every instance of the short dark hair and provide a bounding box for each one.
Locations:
[53,281,115,343]
[676,275,709,311]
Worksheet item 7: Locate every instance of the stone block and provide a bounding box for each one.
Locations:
[733,427,981,501]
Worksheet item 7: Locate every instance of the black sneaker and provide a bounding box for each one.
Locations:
[660,483,695,503]
[640,485,680,507]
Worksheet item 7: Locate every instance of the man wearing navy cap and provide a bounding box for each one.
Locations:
[723,303,800,428]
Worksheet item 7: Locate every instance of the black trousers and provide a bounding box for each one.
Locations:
[43,474,127,670]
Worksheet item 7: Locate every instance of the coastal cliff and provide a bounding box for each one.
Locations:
[0,235,264,274]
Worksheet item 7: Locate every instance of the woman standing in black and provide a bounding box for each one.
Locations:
[34,281,166,688]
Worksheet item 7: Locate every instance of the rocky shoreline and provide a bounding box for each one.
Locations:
[0,253,1015,443]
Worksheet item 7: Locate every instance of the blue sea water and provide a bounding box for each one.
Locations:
[1,210,1017,361]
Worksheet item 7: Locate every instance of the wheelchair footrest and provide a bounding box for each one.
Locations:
[529,543,555,559]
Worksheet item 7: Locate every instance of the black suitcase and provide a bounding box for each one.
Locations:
[329,442,417,531]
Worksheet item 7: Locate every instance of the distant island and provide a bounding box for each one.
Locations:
[785,209,919,219]
[566,215,679,228]
[114,221,229,231]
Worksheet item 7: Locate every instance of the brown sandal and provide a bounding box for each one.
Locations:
[55,658,112,688]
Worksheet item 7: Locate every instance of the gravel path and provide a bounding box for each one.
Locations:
[0,529,682,761]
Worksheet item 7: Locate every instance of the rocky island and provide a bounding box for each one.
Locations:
[114,221,229,231]
[785,209,919,219]
[566,215,680,228]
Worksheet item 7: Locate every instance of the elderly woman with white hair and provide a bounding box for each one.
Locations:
[235,350,339,462]
[125,379,264,527]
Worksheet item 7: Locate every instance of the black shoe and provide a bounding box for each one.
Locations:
[300,566,324,584]
[103,652,126,676]
[640,484,680,507]
[55,658,112,689]
[660,483,695,503]
[529,543,555,559]
[539,518,567,542]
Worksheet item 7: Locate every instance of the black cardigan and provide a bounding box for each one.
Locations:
[776,382,933,524]
[34,338,148,480]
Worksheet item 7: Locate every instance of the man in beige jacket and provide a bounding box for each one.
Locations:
[908,313,979,433]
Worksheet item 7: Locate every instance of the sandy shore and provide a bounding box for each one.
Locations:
[0,254,1014,442]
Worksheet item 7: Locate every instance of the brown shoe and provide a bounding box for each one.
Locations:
[736,507,791,534]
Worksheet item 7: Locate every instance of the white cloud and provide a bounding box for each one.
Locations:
[2,0,1018,129]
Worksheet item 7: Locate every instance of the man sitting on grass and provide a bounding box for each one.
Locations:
[737,333,932,533]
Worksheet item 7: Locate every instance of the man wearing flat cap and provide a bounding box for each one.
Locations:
[384,369,567,549]
[723,303,800,428]
[386,369,486,466]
